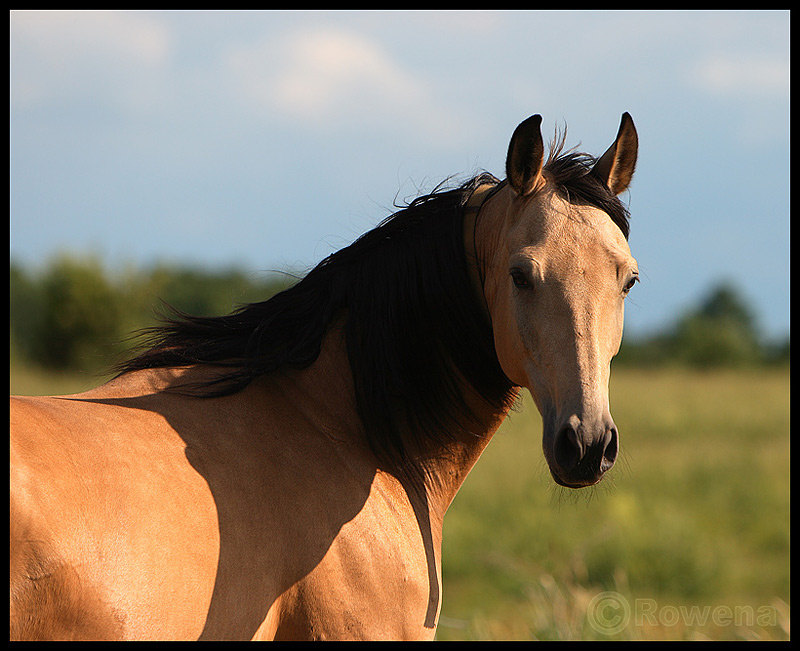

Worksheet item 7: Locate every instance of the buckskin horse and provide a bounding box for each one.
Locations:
[10,112,639,640]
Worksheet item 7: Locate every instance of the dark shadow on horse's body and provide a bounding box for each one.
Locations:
[63,373,440,639]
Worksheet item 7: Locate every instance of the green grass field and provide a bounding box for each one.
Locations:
[438,366,790,640]
[10,363,790,640]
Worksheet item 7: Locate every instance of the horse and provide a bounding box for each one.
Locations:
[9,112,639,640]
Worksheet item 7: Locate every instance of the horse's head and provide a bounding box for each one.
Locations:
[478,113,638,488]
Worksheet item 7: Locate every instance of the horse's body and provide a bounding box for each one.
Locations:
[11,331,448,640]
[10,113,639,640]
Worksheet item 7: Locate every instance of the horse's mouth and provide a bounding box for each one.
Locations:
[549,470,602,489]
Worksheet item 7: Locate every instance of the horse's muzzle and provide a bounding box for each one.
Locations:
[547,417,618,488]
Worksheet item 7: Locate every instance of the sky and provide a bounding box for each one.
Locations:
[9,10,790,340]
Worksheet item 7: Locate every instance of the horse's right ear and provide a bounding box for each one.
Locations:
[506,114,545,197]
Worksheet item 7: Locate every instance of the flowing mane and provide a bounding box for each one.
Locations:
[116,172,513,469]
[115,134,630,470]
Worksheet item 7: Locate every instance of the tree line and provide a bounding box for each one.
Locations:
[10,255,294,373]
[615,283,788,368]
[10,255,788,374]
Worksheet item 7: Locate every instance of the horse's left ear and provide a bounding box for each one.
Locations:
[591,112,638,195]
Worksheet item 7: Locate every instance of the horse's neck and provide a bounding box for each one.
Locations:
[282,319,513,524]
[270,322,365,446]
[410,183,519,516]
[415,383,514,523]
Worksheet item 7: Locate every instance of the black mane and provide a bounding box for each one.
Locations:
[115,141,629,471]
[116,172,514,469]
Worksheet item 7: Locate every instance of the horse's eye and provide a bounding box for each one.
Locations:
[623,275,639,294]
[510,269,530,289]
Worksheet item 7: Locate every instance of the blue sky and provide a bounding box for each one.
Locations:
[10,10,790,339]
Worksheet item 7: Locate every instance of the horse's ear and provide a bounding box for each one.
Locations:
[506,114,545,197]
[591,112,638,195]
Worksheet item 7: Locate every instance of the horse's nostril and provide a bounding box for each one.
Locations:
[601,427,618,473]
[554,425,582,472]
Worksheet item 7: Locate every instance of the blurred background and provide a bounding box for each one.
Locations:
[10,10,789,640]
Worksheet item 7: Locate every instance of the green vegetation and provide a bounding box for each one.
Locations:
[10,255,294,378]
[438,367,789,640]
[616,282,789,367]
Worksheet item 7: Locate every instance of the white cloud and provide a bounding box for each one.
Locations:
[10,10,170,109]
[223,26,473,146]
[688,53,789,99]
[276,29,422,118]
